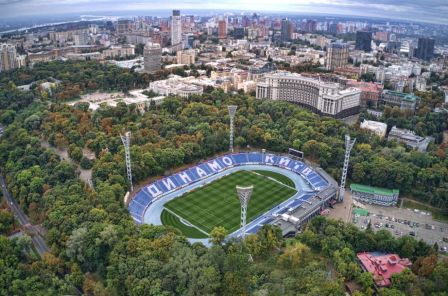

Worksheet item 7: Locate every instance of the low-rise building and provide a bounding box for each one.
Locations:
[357,252,411,287]
[360,120,387,138]
[382,90,420,111]
[149,75,203,98]
[388,126,432,152]
[103,45,135,59]
[350,183,399,206]
[346,81,384,107]
[176,49,196,65]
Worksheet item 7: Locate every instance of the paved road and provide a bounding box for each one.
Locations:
[0,172,49,256]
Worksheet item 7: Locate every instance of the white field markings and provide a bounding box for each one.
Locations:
[249,170,297,191]
[164,207,210,236]
[167,170,297,234]
[181,173,294,232]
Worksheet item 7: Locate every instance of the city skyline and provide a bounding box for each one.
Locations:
[0,0,447,25]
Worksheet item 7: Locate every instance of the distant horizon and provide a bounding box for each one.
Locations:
[0,0,447,25]
[0,8,446,30]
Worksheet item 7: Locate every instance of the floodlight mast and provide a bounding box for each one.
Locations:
[339,134,356,202]
[228,105,238,153]
[236,185,253,238]
[120,131,134,192]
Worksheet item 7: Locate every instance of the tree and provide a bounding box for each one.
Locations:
[0,210,14,234]
[210,226,228,245]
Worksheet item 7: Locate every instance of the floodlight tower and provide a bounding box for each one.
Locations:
[339,134,356,202]
[120,131,134,192]
[236,185,253,238]
[228,105,238,153]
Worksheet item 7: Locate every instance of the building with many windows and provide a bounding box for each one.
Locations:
[171,10,182,46]
[143,42,161,73]
[218,19,227,39]
[280,19,291,43]
[176,49,196,65]
[346,81,384,107]
[350,183,399,206]
[103,45,135,59]
[326,42,349,70]
[0,43,17,72]
[415,37,435,61]
[355,31,372,52]
[382,90,420,111]
[256,72,361,118]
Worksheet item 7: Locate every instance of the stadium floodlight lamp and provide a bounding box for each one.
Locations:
[228,105,238,153]
[339,134,356,202]
[236,185,253,238]
[120,131,133,192]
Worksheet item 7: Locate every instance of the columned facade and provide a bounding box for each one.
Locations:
[256,72,361,118]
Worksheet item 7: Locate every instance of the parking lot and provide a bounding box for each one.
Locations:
[350,203,448,253]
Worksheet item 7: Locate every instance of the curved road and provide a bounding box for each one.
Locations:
[0,173,49,256]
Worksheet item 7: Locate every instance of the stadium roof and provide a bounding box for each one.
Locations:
[350,183,399,197]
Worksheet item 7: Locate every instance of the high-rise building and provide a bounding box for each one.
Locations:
[73,32,90,46]
[280,19,291,43]
[415,37,435,61]
[117,20,132,35]
[171,10,182,46]
[218,19,227,39]
[355,31,372,52]
[143,42,161,73]
[233,27,245,39]
[0,43,18,72]
[326,43,349,70]
[303,20,317,32]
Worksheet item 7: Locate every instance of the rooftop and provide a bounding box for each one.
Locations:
[350,183,399,197]
[357,252,411,287]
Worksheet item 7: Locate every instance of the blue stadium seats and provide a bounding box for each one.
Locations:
[277,207,289,214]
[128,152,329,223]
[135,191,150,205]
[231,153,247,164]
[248,152,262,163]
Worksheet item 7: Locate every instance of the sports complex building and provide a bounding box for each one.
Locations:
[128,152,337,244]
[350,183,400,206]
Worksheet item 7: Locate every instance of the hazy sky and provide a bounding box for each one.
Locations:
[0,0,447,24]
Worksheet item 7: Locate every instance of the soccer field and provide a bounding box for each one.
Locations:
[163,170,297,235]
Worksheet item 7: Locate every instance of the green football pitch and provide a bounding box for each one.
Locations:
[162,170,297,236]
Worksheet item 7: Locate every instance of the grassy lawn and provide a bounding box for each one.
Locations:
[161,210,208,239]
[253,170,296,188]
[163,170,297,235]
[401,199,448,222]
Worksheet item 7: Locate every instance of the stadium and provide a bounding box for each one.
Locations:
[128,152,337,244]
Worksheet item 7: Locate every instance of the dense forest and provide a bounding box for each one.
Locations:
[0,60,447,295]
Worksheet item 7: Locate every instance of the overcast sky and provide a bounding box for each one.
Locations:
[0,0,447,24]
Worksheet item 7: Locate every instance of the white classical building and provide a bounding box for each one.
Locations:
[149,75,203,98]
[360,120,388,138]
[256,72,361,118]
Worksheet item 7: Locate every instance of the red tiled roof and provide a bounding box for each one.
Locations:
[346,81,384,93]
[357,252,412,287]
